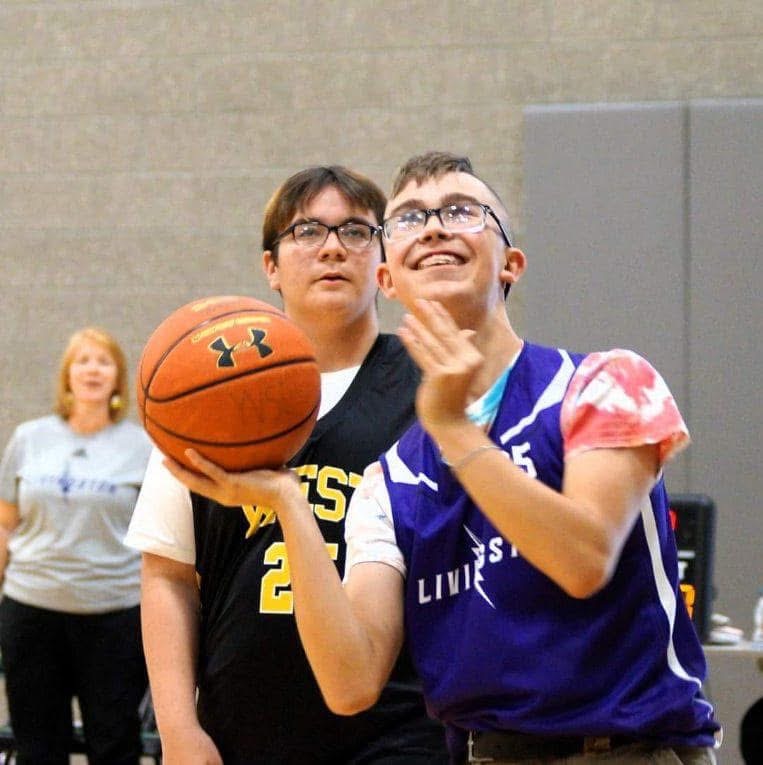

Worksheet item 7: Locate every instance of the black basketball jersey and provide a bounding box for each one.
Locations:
[191,334,447,764]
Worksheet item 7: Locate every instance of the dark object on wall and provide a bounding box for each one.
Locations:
[668,493,716,644]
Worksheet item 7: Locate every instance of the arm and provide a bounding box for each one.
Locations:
[0,499,20,583]
[399,299,665,598]
[141,552,222,765]
[126,449,222,764]
[439,433,656,597]
[163,455,404,715]
[280,503,405,714]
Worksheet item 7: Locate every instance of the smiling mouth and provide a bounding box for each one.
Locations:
[415,253,464,270]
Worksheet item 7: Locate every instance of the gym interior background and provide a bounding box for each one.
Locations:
[0,2,760,762]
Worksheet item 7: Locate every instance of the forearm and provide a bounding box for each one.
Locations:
[434,421,648,597]
[279,501,400,714]
[140,554,201,737]
[160,452,402,714]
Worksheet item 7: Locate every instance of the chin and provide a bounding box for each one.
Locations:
[417,279,468,303]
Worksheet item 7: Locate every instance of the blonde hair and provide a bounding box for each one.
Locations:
[54,327,129,423]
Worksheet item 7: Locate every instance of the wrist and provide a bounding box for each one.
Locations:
[434,423,493,467]
[446,443,505,472]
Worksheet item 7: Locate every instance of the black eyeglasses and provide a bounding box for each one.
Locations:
[274,220,381,251]
[382,203,512,247]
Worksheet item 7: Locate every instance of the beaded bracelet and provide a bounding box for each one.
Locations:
[448,444,503,472]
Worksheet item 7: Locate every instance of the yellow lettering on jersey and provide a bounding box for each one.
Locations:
[260,540,340,614]
[314,466,349,522]
[241,465,363,539]
[242,505,275,538]
[294,463,318,492]
[260,542,291,613]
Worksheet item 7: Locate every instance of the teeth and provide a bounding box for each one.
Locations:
[418,254,460,269]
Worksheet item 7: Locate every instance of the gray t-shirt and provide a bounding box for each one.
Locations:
[0,415,152,613]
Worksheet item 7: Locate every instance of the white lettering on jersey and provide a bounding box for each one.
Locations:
[416,528,519,608]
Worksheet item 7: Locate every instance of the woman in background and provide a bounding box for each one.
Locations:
[0,326,152,765]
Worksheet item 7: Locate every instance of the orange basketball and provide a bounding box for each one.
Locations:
[137,295,320,472]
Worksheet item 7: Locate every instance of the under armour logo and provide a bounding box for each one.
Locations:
[209,328,273,368]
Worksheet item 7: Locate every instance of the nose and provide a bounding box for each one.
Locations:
[417,211,450,241]
[318,229,348,260]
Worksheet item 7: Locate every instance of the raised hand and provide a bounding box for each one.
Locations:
[397,299,483,435]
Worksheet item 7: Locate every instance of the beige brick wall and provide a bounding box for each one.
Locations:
[0,3,761,761]
[0,0,763,426]
[1,0,760,494]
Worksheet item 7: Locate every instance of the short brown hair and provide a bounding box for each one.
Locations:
[54,327,129,423]
[390,151,477,198]
[262,166,386,258]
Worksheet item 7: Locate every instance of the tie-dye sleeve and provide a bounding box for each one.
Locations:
[560,349,690,467]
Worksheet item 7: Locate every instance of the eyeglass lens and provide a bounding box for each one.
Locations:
[385,204,487,240]
[291,222,375,250]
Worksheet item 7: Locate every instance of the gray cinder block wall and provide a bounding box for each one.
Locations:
[0,3,760,759]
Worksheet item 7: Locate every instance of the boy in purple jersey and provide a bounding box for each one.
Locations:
[164,152,720,764]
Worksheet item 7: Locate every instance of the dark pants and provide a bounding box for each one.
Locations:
[0,596,147,765]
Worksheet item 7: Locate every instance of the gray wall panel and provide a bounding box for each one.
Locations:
[688,99,763,631]
[524,99,763,764]
[523,102,689,486]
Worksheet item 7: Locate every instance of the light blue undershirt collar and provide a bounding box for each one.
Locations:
[464,348,521,430]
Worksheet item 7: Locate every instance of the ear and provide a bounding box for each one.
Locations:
[262,251,281,291]
[500,247,527,289]
[376,262,396,298]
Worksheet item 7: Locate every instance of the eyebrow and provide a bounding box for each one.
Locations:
[387,193,483,218]
[289,215,377,227]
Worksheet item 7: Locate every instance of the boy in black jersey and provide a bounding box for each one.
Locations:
[126,167,448,764]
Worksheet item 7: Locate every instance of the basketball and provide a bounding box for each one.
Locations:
[137,295,320,472]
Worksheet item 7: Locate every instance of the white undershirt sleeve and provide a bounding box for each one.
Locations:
[124,447,196,564]
[343,461,406,581]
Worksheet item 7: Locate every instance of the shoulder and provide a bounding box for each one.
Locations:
[113,418,150,441]
[375,334,418,373]
[12,415,64,441]
[114,418,148,435]
[561,349,689,463]
[564,348,672,407]
[354,334,419,407]
[383,424,438,487]
[109,420,153,458]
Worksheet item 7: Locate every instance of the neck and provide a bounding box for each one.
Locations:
[300,311,379,372]
[463,304,523,399]
[67,403,112,434]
